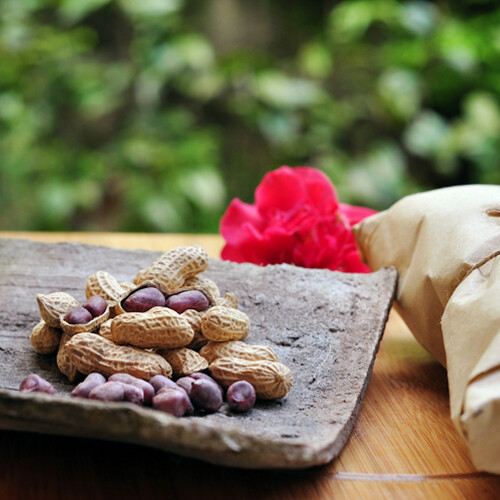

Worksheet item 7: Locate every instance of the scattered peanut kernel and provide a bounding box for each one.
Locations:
[19,374,55,395]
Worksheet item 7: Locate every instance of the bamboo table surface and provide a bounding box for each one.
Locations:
[0,231,499,500]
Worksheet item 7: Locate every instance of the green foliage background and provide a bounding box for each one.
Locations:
[1,0,499,232]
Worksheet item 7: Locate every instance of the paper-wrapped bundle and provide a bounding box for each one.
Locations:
[353,185,500,474]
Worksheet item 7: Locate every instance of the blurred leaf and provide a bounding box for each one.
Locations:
[1,0,499,232]
[344,143,409,208]
[404,110,449,157]
[436,20,480,73]
[141,197,184,232]
[330,0,398,42]
[257,111,301,145]
[0,92,24,122]
[462,92,500,135]
[37,182,75,227]
[399,1,439,36]
[119,0,182,16]
[177,168,226,212]
[58,0,112,24]
[330,1,374,42]
[298,41,333,79]
[253,71,325,109]
[377,68,422,120]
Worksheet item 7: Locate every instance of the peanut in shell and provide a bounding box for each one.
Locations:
[209,357,293,399]
[66,333,173,380]
[201,306,250,342]
[110,306,194,349]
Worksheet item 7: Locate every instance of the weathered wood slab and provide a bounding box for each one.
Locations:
[0,238,396,469]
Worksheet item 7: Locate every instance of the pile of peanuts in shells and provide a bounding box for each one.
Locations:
[21,245,293,416]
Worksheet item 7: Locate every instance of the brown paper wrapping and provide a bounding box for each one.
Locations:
[353,185,500,474]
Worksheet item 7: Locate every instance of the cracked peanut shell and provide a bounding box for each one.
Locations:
[60,304,111,336]
[37,292,80,328]
[85,270,125,302]
[176,275,220,305]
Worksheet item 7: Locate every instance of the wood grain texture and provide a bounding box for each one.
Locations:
[0,232,499,499]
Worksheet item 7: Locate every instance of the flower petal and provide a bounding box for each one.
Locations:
[220,198,264,246]
[220,166,375,273]
[339,202,377,227]
[294,167,339,213]
[255,166,306,217]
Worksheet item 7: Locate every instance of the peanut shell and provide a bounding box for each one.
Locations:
[85,271,124,302]
[37,292,80,328]
[118,282,136,294]
[209,357,293,399]
[182,309,208,351]
[201,306,250,342]
[159,347,209,377]
[110,306,194,349]
[215,292,239,309]
[200,340,279,364]
[60,304,111,336]
[181,309,203,332]
[133,245,209,292]
[99,318,113,340]
[176,276,220,305]
[30,320,62,355]
[57,330,80,382]
[66,333,172,380]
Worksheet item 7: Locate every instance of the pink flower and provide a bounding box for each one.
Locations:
[220,166,376,272]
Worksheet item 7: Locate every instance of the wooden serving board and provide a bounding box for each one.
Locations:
[0,237,396,469]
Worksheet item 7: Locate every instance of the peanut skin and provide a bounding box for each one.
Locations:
[109,373,155,405]
[83,296,108,317]
[64,306,93,325]
[190,379,223,413]
[71,372,106,398]
[175,377,194,396]
[89,381,125,402]
[19,374,55,395]
[88,381,143,405]
[189,372,224,399]
[122,287,165,313]
[149,374,179,393]
[165,290,209,314]
[152,388,193,417]
[226,380,256,412]
[119,383,144,405]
